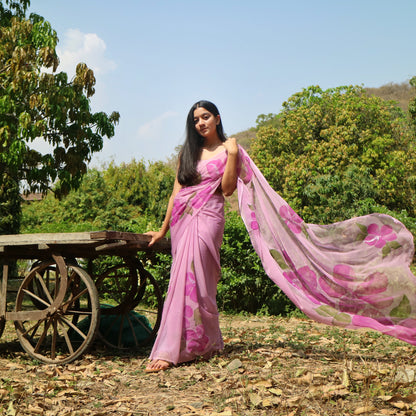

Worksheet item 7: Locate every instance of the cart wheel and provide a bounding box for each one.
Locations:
[14,260,100,364]
[95,257,163,350]
[0,318,5,339]
[94,257,138,315]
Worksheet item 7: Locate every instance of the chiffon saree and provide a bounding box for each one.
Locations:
[149,146,416,365]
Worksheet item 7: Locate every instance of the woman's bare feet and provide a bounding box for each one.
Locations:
[145,359,171,373]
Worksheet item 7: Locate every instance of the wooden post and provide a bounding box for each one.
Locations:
[0,264,8,318]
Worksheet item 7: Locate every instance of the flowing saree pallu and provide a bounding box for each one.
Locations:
[237,146,416,345]
[149,150,228,364]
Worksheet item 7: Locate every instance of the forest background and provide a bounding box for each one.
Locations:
[20,79,416,316]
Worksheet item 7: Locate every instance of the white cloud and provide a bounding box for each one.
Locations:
[116,110,184,162]
[57,29,116,77]
[136,111,179,142]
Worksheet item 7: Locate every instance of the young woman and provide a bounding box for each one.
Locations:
[145,101,238,372]
[145,100,416,372]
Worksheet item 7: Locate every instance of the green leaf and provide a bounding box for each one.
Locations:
[382,241,402,258]
[356,223,368,236]
[315,304,339,318]
[390,295,411,319]
[315,305,351,326]
[269,249,289,270]
[333,312,351,325]
[382,245,391,258]
[389,241,401,249]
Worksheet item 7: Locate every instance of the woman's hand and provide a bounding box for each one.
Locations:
[145,230,165,247]
[223,137,238,156]
[221,137,239,196]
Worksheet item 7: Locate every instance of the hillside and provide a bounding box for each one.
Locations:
[365,80,416,112]
[232,127,256,151]
[233,81,416,148]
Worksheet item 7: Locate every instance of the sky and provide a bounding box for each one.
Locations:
[27,0,416,167]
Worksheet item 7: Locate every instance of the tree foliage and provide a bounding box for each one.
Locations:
[250,85,416,224]
[21,160,176,234]
[0,0,120,234]
[0,0,30,25]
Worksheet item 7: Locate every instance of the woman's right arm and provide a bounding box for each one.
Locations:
[145,176,182,247]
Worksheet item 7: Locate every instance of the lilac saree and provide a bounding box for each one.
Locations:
[237,146,416,346]
[149,150,228,364]
[150,146,416,365]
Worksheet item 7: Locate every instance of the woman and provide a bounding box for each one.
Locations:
[145,101,238,372]
[146,100,416,372]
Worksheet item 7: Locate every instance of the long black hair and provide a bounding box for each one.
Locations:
[177,100,227,186]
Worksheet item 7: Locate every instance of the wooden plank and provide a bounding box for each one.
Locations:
[0,232,94,246]
[95,241,127,252]
[90,231,151,242]
[0,231,159,245]
[91,231,170,250]
[0,231,171,258]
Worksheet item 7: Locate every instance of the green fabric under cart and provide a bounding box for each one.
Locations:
[72,305,153,347]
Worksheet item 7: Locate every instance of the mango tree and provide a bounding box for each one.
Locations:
[0,0,120,234]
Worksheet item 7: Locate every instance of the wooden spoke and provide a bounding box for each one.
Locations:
[58,320,74,355]
[21,288,51,308]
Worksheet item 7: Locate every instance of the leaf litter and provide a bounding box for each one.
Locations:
[0,315,414,415]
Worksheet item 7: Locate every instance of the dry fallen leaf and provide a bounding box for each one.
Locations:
[226,359,243,371]
[268,388,283,396]
[261,398,273,407]
[285,396,302,407]
[354,405,376,415]
[342,368,350,387]
[248,392,262,407]
[27,404,43,414]
[295,371,314,384]
[254,379,273,388]
[389,401,409,410]
[394,368,416,384]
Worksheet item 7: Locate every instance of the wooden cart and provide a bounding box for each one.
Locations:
[0,231,170,365]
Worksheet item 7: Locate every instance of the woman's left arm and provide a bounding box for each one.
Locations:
[221,138,239,196]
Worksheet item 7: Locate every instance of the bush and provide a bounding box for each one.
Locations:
[218,210,295,315]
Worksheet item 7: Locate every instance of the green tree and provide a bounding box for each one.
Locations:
[0,0,30,25]
[103,159,175,223]
[251,85,416,224]
[255,112,281,129]
[21,159,176,234]
[0,0,120,234]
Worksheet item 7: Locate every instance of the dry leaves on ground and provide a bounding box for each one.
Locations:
[0,315,414,415]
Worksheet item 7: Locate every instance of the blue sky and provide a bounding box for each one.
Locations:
[28,0,416,166]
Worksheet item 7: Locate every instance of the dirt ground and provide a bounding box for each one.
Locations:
[0,314,415,416]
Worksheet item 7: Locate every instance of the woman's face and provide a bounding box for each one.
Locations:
[193,107,220,140]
